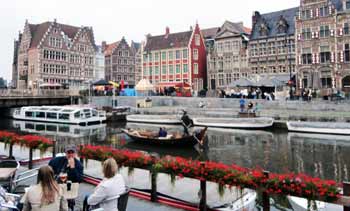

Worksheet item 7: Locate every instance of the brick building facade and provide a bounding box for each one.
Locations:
[296,0,350,93]
[249,8,298,81]
[142,24,207,92]
[14,19,96,89]
[206,21,250,90]
[103,38,136,87]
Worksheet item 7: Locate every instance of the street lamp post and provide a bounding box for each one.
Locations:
[285,35,293,100]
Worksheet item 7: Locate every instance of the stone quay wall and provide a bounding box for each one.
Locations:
[92,96,350,123]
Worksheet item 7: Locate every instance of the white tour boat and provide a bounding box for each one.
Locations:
[287,121,350,135]
[193,117,274,129]
[13,106,106,125]
[213,190,257,211]
[288,196,341,211]
[126,114,182,124]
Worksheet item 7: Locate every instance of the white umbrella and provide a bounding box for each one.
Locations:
[135,79,154,91]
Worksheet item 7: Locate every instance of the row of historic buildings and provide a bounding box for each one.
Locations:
[12,0,350,94]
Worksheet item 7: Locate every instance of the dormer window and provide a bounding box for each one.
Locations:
[259,22,269,37]
[277,16,288,34]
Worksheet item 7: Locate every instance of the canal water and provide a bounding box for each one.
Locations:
[0,118,348,211]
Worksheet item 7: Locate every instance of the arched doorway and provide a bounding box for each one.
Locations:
[342,75,350,93]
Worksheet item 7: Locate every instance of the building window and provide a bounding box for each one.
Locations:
[347,0,350,9]
[319,6,329,17]
[168,51,173,60]
[218,74,224,86]
[155,52,159,61]
[302,48,312,64]
[320,25,330,38]
[344,23,350,35]
[162,65,167,74]
[194,63,198,74]
[183,49,188,59]
[175,50,181,59]
[302,28,312,40]
[345,44,350,62]
[176,64,181,73]
[195,34,200,46]
[169,65,174,74]
[193,49,198,60]
[149,53,153,61]
[183,64,188,73]
[301,10,311,19]
[161,52,166,60]
[320,46,331,63]
[155,66,159,74]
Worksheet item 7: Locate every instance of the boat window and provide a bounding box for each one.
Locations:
[35,112,46,118]
[85,113,91,118]
[58,126,70,132]
[46,125,57,132]
[74,112,80,118]
[46,113,57,119]
[58,113,70,120]
[25,112,33,117]
[92,110,97,117]
[83,109,90,113]
[35,124,45,131]
[62,109,74,113]
[74,129,80,134]
[25,123,34,129]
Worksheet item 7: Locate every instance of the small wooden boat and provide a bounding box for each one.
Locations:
[126,115,182,124]
[193,117,274,129]
[287,121,350,135]
[122,127,207,147]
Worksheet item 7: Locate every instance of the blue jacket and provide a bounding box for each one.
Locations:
[48,156,83,183]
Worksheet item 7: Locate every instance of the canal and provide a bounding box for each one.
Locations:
[0,118,348,210]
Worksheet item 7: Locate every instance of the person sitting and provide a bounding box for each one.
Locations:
[85,158,126,211]
[22,165,68,211]
[158,128,167,137]
[49,145,83,183]
[247,101,254,112]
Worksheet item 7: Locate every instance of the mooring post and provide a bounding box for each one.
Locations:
[199,162,207,211]
[28,148,33,169]
[343,182,350,211]
[150,168,158,202]
[9,144,13,158]
[52,140,56,158]
[263,171,270,211]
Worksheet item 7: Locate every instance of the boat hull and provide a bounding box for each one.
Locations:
[122,129,198,147]
[126,115,182,124]
[193,117,274,129]
[287,121,350,135]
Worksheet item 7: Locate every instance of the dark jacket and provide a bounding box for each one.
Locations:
[48,156,83,183]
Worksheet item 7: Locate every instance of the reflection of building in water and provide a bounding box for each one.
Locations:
[13,120,107,152]
[288,133,350,182]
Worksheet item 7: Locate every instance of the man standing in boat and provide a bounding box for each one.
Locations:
[181,110,194,135]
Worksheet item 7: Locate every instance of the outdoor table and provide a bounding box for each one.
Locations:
[0,168,16,180]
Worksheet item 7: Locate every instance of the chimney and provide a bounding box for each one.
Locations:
[165,27,170,38]
[252,11,260,26]
[102,41,106,52]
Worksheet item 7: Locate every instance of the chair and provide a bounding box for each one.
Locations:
[117,187,130,211]
[0,160,20,192]
[0,188,21,211]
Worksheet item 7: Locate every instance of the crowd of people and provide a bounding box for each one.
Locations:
[217,88,275,101]
[0,145,127,211]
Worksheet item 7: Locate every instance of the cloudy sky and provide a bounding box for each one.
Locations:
[0,0,299,81]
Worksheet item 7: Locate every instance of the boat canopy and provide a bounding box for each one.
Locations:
[22,106,94,114]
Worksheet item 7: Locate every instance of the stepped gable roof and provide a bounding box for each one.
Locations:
[27,21,93,49]
[104,41,120,56]
[144,30,193,51]
[201,27,219,39]
[250,7,298,40]
[130,41,141,53]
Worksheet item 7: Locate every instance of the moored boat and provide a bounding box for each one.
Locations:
[13,106,106,125]
[288,196,341,211]
[126,114,182,124]
[193,117,274,129]
[122,127,207,147]
[212,190,257,211]
[287,121,350,135]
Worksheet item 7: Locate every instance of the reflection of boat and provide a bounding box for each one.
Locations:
[193,117,274,129]
[288,132,350,145]
[126,115,181,124]
[212,190,257,211]
[287,121,350,135]
[288,196,341,211]
[13,120,107,138]
[13,106,106,125]
[122,127,207,147]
